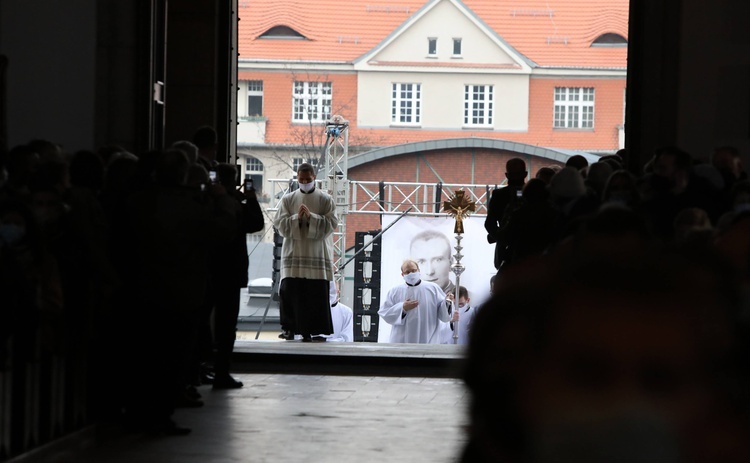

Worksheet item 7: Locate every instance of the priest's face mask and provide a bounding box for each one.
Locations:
[297,170,316,193]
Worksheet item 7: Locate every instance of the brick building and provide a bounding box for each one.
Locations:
[236,0,628,242]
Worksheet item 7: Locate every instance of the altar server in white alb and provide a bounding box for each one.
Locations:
[440,285,476,345]
[325,280,353,342]
[379,259,453,344]
[273,163,338,342]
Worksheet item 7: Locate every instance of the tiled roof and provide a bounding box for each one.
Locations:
[238,0,628,69]
[367,61,523,69]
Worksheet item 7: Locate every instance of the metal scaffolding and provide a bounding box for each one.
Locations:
[319,116,350,284]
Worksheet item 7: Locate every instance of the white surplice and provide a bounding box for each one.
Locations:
[378,280,450,344]
[456,304,476,345]
[325,302,354,342]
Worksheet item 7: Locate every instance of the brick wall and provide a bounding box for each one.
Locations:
[238,71,359,146]
[527,77,626,150]
[240,70,626,152]
[341,148,565,248]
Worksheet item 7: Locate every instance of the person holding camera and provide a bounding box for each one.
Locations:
[206,163,264,389]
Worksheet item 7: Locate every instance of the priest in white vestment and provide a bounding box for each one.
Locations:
[273,162,338,341]
[378,259,453,344]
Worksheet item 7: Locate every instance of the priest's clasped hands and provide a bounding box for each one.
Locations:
[298,204,311,221]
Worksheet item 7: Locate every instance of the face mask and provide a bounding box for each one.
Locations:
[458,303,466,310]
[403,271,421,285]
[0,223,26,247]
[298,182,315,193]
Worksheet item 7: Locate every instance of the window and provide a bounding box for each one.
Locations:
[246,80,263,117]
[592,33,627,47]
[464,85,493,126]
[245,156,263,172]
[260,25,306,40]
[391,83,422,125]
[292,81,332,123]
[554,87,595,129]
[292,157,318,173]
[428,38,437,56]
[453,38,462,56]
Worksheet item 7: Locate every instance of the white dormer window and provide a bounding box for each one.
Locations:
[452,38,462,56]
[427,38,437,56]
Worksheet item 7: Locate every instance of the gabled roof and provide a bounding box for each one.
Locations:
[353,0,534,71]
[238,0,628,69]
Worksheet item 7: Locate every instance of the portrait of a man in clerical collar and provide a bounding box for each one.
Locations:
[409,229,455,295]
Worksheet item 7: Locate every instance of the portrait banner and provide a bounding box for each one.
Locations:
[377,213,496,343]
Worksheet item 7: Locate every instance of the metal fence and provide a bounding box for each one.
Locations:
[266,179,499,216]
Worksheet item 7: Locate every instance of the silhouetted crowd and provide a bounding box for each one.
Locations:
[2,137,749,454]
[485,147,749,270]
[0,128,263,436]
[468,147,750,462]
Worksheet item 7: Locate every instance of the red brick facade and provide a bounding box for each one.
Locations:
[342,148,565,247]
[239,71,626,153]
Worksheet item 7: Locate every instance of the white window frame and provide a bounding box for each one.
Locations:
[292,81,332,123]
[391,83,422,126]
[246,80,263,117]
[292,157,318,173]
[427,38,437,57]
[452,38,463,57]
[554,87,595,129]
[292,157,305,173]
[245,156,264,172]
[463,84,494,127]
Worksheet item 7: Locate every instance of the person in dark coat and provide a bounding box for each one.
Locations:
[484,158,527,269]
[124,149,236,434]
[209,163,264,389]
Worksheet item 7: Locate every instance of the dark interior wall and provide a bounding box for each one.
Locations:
[0,0,235,156]
[165,0,219,145]
[95,0,150,152]
[626,0,750,169]
[676,0,750,160]
[625,0,682,171]
[0,0,97,152]
[165,0,237,163]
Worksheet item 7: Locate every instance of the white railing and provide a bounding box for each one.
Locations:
[266,179,500,216]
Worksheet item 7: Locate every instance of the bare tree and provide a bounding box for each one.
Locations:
[266,67,386,171]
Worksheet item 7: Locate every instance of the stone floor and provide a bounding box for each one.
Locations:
[62,373,470,463]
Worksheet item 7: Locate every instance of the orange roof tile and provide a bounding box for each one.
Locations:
[367,61,523,69]
[239,0,628,69]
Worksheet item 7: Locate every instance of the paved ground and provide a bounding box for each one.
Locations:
[68,373,470,463]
